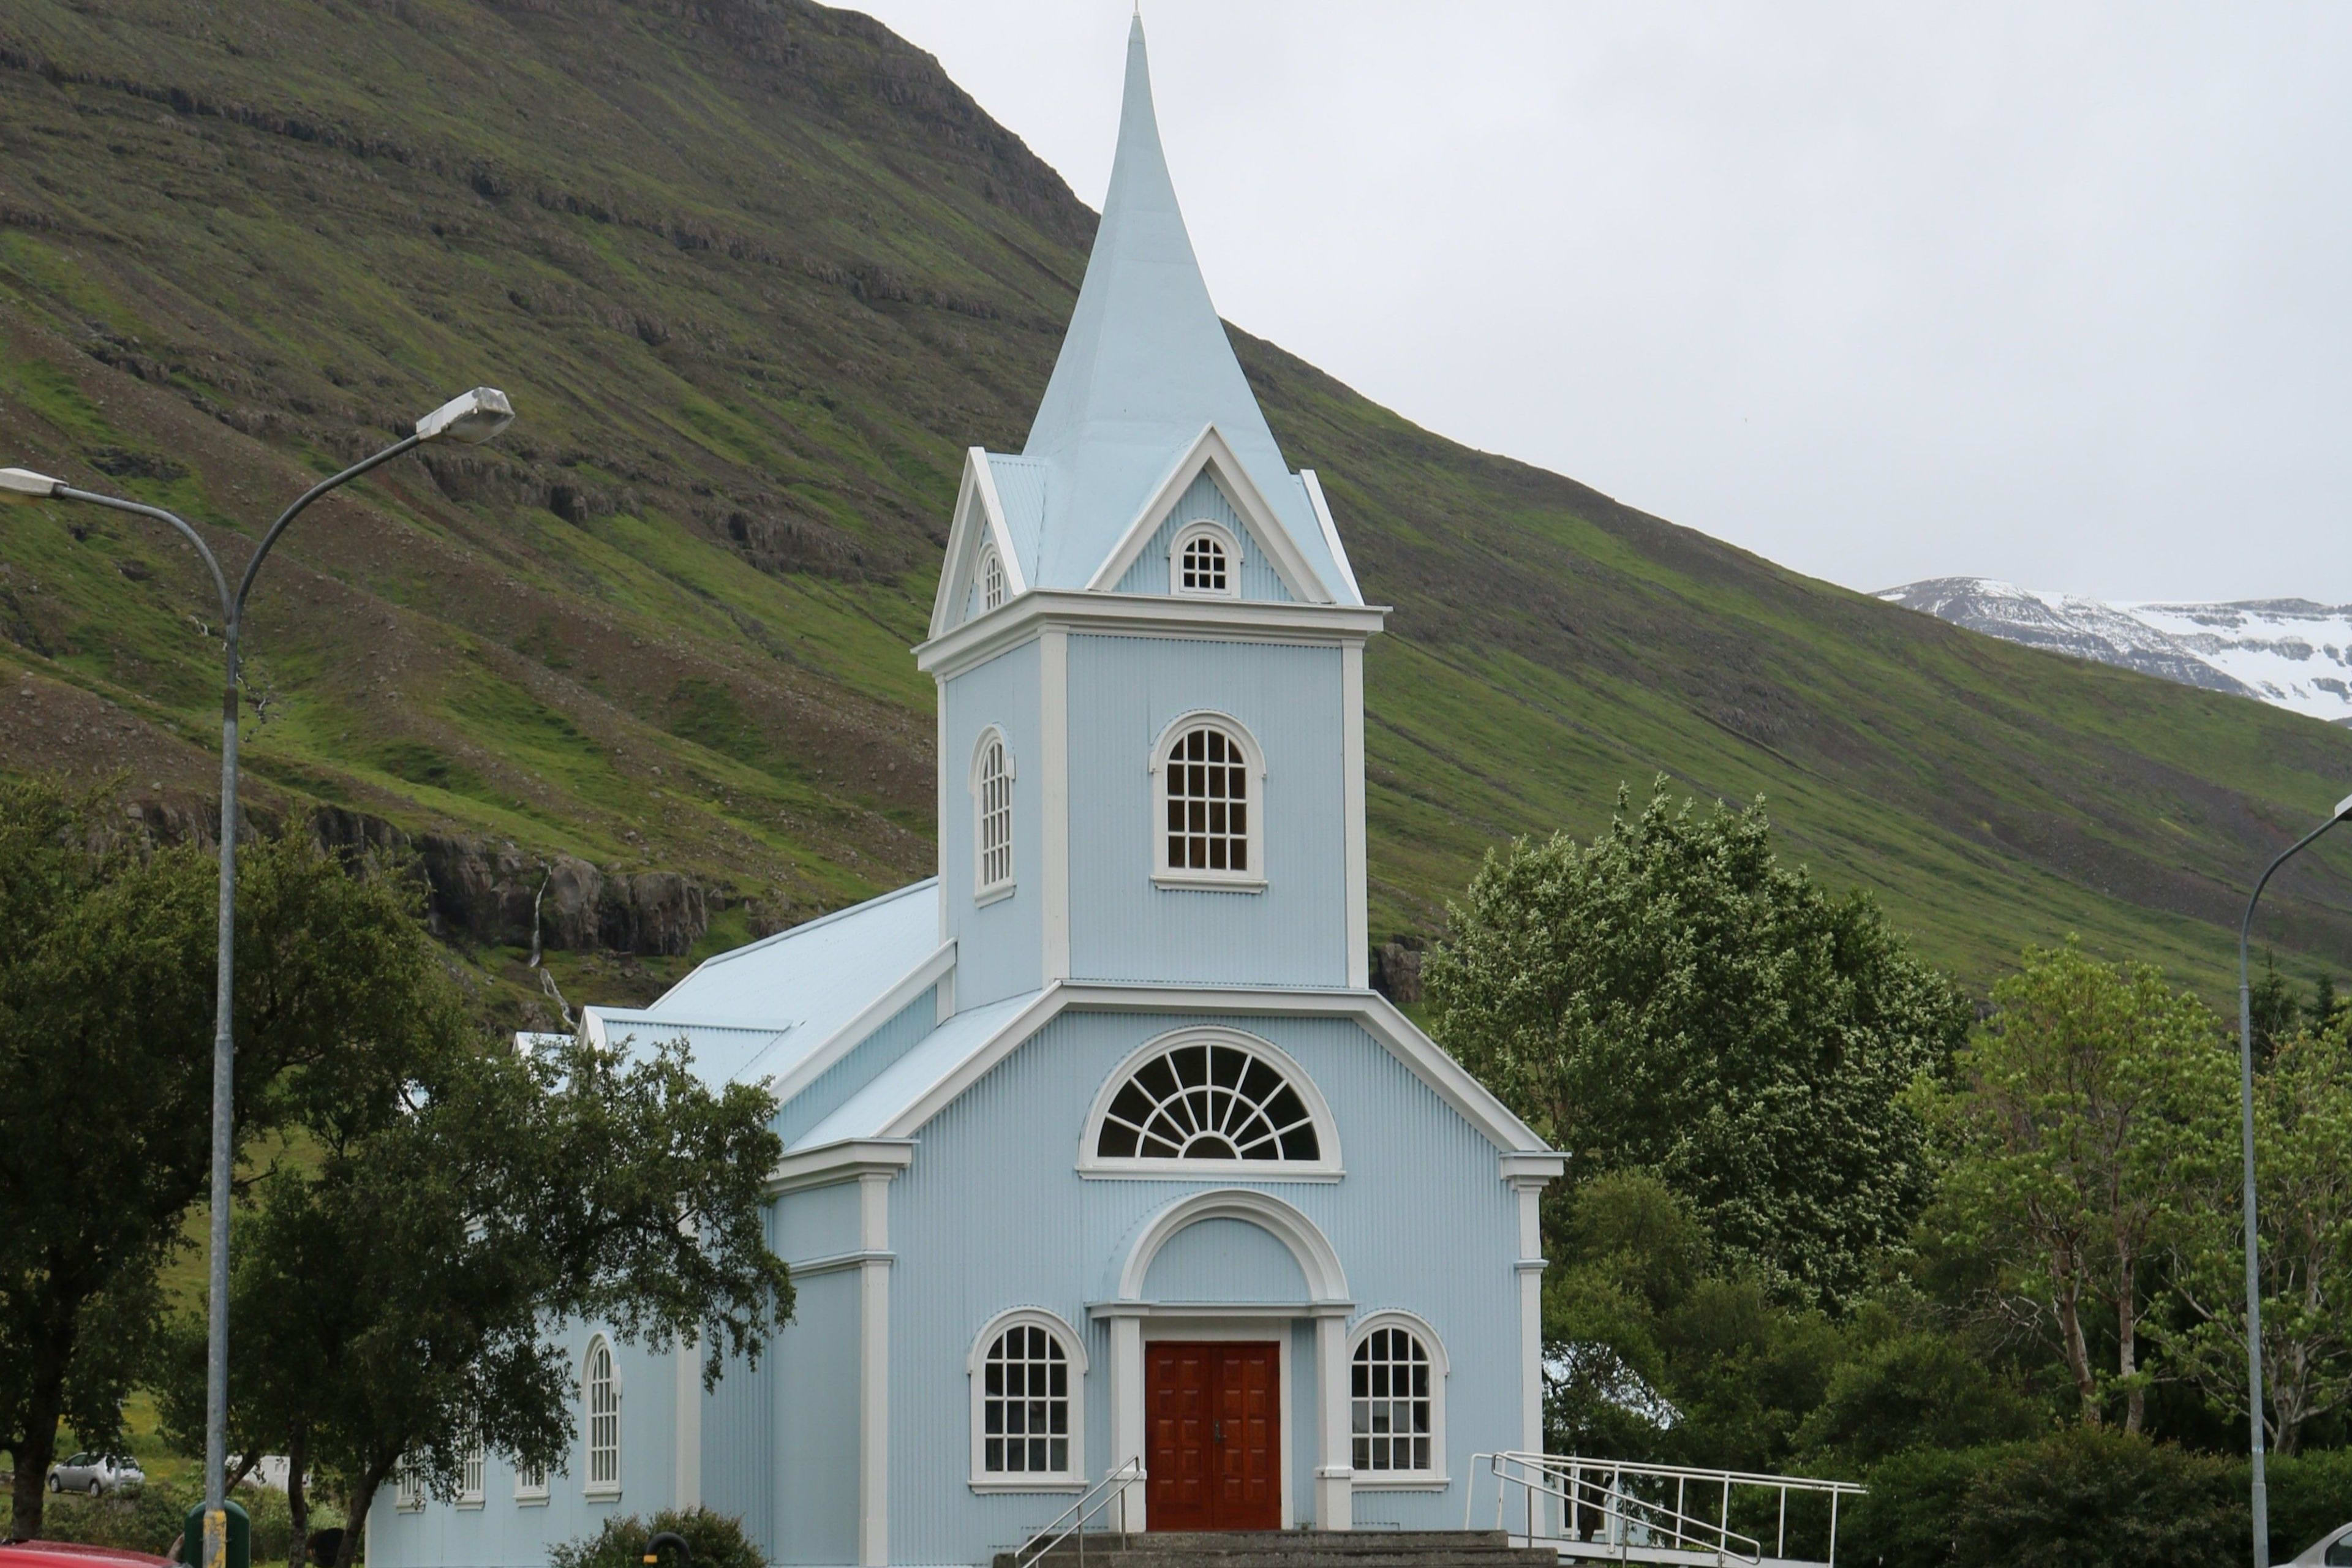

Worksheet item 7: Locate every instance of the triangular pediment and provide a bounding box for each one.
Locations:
[1086,425,1334,605]
[928,448,1031,637]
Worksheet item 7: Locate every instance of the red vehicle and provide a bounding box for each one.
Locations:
[0,1545,173,1568]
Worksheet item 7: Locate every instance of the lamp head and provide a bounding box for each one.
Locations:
[2337,793,2352,821]
[414,387,514,445]
[0,467,61,498]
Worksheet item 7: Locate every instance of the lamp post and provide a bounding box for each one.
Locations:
[0,385,511,1568]
[2236,790,2352,1568]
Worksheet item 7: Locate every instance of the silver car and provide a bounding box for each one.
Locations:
[2292,1523,2352,1566]
[45,1453,143,1496]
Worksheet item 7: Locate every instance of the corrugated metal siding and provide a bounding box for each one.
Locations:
[986,454,1049,582]
[1140,1216,1308,1300]
[775,1273,862,1565]
[1110,472,1294,601]
[773,984,940,1149]
[883,1009,1524,1562]
[1065,636,1348,987]
[777,1179,866,1265]
[943,641,1044,1008]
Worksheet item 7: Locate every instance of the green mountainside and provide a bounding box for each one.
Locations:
[1,0,2347,1019]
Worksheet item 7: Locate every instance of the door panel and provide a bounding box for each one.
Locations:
[1146,1341,1280,1531]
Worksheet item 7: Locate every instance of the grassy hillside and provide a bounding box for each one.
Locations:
[1,0,2346,1016]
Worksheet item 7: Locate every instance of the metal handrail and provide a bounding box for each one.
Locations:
[1466,1451,1865,1566]
[1009,1456,1145,1568]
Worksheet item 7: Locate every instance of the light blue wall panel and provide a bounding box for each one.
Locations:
[942,639,1043,1007]
[775,1272,862,1565]
[776,1179,866,1267]
[773,984,940,1151]
[702,1340,775,1557]
[880,1008,1525,1562]
[1140,1218,1308,1302]
[1065,636,1348,987]
[1110,472,1295,602]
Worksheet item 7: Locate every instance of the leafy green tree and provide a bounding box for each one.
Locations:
[2250,949,2301,1065]
[1794,1303,2046,1466]
[1427,784,1969,1305]
[0,778,457,1540]
[1925,940,2232,1434]
[550,1507,768,1568]
[2158,1027,2352,1455]
[153,1030,792,1568]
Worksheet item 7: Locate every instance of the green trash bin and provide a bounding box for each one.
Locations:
[178,1498,251,1568]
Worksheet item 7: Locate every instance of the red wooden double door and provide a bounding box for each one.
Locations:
[1145,1341,1280,1531]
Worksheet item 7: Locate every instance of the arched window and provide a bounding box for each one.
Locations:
[1152,715,1263,889]
[1082,1030,1340,1176]
[583,1335,620,1498]
[1169,521,1238,597]
[457,1435,484,1507]
[393,1457,425,1512]
[979,543,1006,612]
[972,728,1015,902]
[1350,1314,1447,1483]
[968,1310,1087,1488]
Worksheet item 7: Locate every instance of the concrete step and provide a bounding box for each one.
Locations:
[998,1530,1562,1568]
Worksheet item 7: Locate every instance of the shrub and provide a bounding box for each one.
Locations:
[1954,1428,2239,1568]
[549,1507,765,1568]
[1797,1331,2046,1466]
[2267,1447,2352,1563]
[1842,1444,1985,1568]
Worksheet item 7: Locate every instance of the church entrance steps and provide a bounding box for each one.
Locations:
[995,1528,1564,1568]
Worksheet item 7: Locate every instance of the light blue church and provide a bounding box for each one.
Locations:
[371,19,1561,1568]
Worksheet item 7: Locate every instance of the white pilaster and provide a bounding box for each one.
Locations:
[858,1171,894,1567]
[1041,625,1071,981]
[1341,640,1368,989]
[1511,1177,1547,1458]
[1314,1312,1353,1529]
[1109,1311,1147,1531]
[674,1336,701,1510]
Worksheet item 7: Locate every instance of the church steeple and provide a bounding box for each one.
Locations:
[1019,15,1348,598]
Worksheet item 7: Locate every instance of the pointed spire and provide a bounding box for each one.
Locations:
[1021,14,1313,587]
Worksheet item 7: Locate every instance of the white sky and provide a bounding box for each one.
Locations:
[847,2,2352,605]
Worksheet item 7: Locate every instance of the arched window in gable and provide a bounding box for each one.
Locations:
[582,1335,620,1498]
[972,728,1016,903]
[1169,520,1238,597]
[968,1310,1087,1487]
[1152,714,1264,889]
[1080,1029,1340,1176]
[979,543,1007,612]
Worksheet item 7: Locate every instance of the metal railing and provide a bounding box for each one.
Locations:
[1466,1452,1865,1566]
[1008,1457,1145,1568]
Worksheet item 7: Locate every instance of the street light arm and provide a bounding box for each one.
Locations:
[233,432,423,616]
[2238,813,2348,979]
[51,486,234,625]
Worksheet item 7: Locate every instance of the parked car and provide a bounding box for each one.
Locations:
[2292,1523,2352,1565]
[0,1545,169,1568]
[43,1454,143,1496]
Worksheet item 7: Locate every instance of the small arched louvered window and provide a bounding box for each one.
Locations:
[979,544,1006,612]
[1170,521,1237,597]
[973,728,1014,900]
[583,1335,620,1497]
[1095,1038,1319,1162]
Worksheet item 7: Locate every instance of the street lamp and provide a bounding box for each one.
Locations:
[2236,790,2352,1568]
[0,385,511,1568]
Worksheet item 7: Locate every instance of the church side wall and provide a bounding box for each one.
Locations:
[1064,636,1348,988]
[773,1269,863,1566]
[880,1008,1523,1564]
[941,638,1044,1006]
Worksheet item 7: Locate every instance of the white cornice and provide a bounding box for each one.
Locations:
[765,1139,916,1196]
[1086,424,1333,605]
[914,590,1385,679]
[1298,470,1363,605]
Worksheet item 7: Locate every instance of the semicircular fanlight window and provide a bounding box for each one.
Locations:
[1095,1040,1319,1162]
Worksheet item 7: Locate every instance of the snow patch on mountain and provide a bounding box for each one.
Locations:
[1878,578,2352,725]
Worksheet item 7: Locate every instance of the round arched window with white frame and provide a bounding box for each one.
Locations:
[1169,520,1239,597]
[968,1309,1088,1489]
[971,726,1016,903]
[1150,713,1265,890]
[582,1334,620,1499]
[1349,1312,1448,1484]
[978,543,1007,612]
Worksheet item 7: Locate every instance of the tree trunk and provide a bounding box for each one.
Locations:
[332,1457,394,1568]
[286,1424,309,1568]
[2054,1264,2101,1425]
[2117,1255,2144,1436]
[10,1311,75,1542]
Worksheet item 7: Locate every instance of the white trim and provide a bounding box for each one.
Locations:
[1077,1027,1342,1178]
[1041,627,1071,980]
[929,450,1030,637]
[971,451,1028,596]
[1344,1311,1449,1486]
[970,726,1017,903]
[765,1138,917,1197]
[858,1170,893,1567]
[456,1436,485,1508]
[978,543,1008,614]
[1149,710,1267,892]
[967,1307,1089,1490]
[1086,425,1333,604]
[766,949,955,1108]
[1137,1317,1297,1529]
[513,1457,550,1505]
[1298,470,1363,605]
[916,590,1385,682]
[937,690,950,946]
[674,1335,701,1510]
[1117,1188,1349,1304]
[393,1457,424,1513]
[1167,519,1242,598]
[582,1334,621,1501]
[1341,642,1368,987]
[1515,1181,1545,1458]
[1317,1315,1353,1528]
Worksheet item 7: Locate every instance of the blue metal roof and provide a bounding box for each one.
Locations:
[786,989,1042,1152]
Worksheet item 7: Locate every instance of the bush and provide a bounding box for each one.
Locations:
[1842,1445,1984,1568]
[1797,1330,2046,1466]
[549,1507,765,1568]
[0,1478,339,1565]
[2267,1447,2352,1563]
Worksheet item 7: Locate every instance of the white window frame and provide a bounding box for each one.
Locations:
[456,1435,485,1509]
[979,543,1007,613]
[1149,711,1267,892]
[971,725,1017,906]
[582,1334,622,1500]
[1167,519,1240,598]
[1077,1027,1342,1180]
[967,1308,1088,1491]
[513,1457,550,1506]
[393,1457,425,1513]
[1348,1311,1449,1487]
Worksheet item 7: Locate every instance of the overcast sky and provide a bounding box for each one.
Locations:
[849,2,2352,605]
